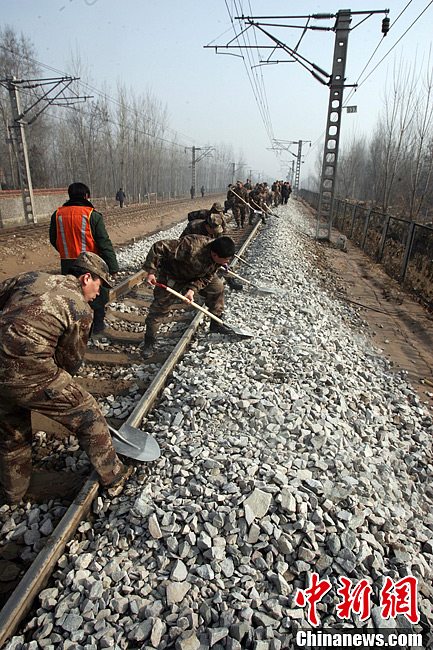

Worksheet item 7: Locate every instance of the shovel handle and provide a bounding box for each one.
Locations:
[229,188,250,208]
[221,267,253,286]
[153,282,225,325]
[234,253,254,268]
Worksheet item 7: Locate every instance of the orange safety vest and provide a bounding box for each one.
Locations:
[55,205,98,259]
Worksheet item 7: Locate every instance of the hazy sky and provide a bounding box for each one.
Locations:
[2,0,433,184]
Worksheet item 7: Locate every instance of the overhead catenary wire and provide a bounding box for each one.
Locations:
[0,43,197,150]
[224,0,276,148]
[344,0,432,105]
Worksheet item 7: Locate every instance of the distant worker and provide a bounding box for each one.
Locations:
[231,180,249,228]
[281,182,292,204]
[141,235,236,358]
[225,184,235,214]
[116,188,126,208]
[49,182,119,336]
[187,201,226,223]
[190,185,195,200]
[200,185,205,198]
[0,252,132,505]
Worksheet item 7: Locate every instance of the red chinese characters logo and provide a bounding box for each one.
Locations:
[295,573,332,627]
[336,577,373,622]
[380,576,419,624]
[295,574,419,626]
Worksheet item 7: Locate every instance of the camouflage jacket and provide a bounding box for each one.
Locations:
[230,186,249,206]
[180,218,227,239]
[0,272,92,390]
[143,235,220,292]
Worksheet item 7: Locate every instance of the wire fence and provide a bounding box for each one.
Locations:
[300,190,433,309]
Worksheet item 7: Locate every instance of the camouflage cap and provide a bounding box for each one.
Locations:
[206,213,224,236]
[74,251,114,288]
[210,202,224,213]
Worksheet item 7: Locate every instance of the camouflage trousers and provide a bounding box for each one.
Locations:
[232,205,248,227]
[0,373,124,503]
[145,275,225,340]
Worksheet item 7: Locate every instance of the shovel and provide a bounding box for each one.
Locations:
[222,267,286,296]
[250,197,279,219]
[154,281,253,338]
[108,423,161,462]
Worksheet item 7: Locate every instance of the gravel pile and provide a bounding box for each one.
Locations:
[5,201,433,648]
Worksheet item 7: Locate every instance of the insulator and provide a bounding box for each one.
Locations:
[382,16,390,36]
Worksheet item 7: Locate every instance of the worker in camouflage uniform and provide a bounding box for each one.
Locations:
[141,235,236,358]
[0,252,132,505]
[187,201,225,223]
[49,182,119,336]
[248,183,267,225]
[180,215,243,291]
[181,212,226,238]
[225,184,234,214]
[230,181,249,228]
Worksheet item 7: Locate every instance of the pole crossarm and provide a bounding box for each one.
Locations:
[0,76,92,124]
[1,75,91,226]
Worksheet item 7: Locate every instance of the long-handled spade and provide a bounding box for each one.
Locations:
[250,197,279,219]
[230,188,279,220]
[222,267,286,297]
[107,423,161,462]
[154,281,254,338]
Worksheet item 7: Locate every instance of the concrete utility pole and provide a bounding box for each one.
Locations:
[186,146,214,196]
[7,78,36,223]
[0,76,91,225]
[270,139,310,194]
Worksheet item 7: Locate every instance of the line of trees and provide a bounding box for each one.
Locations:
[306,58,433,223]
[0,27,247,200]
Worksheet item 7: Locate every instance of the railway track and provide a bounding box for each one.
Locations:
[0,215,262,645]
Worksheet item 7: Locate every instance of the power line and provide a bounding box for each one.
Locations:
[0,43,196,149]
[347,1,433,98]
[223,0,275,145]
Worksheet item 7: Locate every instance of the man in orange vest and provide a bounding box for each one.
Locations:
[49,182,119,336]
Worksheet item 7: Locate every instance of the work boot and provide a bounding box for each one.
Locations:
[92,307,106,336]
[209,318,232,335]
[105,464,134,497]
[141,339,156,359]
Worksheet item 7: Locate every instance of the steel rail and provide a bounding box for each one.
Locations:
[0,217,263,645]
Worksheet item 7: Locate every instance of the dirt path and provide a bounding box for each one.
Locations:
[301,201,433,413]
[1,195,432,411]
[0,195,222,281]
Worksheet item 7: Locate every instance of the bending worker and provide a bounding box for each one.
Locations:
[141,235,236,358]
[0,252,132,505]
[50,182,119,336]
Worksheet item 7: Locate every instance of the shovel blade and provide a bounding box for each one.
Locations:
[110,423,161,462]
[224,324,254,338]
[252,285,286,296]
